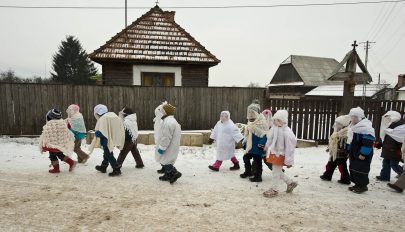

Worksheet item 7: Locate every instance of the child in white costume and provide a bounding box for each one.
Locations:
[208,111,244,171]
[154,102,182,184]
[263,110,298,198]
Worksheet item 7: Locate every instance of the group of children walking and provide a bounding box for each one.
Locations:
[208,101,298,198]
[39,102,182,184]
[320,107,405,194]
[38,100,405,196]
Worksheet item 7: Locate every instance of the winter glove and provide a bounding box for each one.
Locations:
[374,141,382,149]
[158,149,165,155]
[207,138,214,145]
[257,144,265,150]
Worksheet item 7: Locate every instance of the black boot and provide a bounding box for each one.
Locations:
[108,168,121,177]
[352,186,368,194]
[338,179,351,185]
[95,165,107,173]
[249,175,262,182]
[230,163,240,171]
[170,171,182,184]
[320,175,332,181]
[240,171,253,178]
[159,173,171,181]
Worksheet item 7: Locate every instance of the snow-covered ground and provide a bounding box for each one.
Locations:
[0,136,404,232]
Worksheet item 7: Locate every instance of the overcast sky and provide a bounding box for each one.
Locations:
[0,0,404,87]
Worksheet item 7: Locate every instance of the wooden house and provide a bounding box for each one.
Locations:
[90,5,220,86]
[267,55,342,98]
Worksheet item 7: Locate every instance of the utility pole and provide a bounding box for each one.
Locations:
[125,0,127,28]
[359,40,376,101]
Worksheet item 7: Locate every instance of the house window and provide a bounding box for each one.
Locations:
[141,72,175,86]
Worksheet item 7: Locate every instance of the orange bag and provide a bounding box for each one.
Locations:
[266,153,285,166]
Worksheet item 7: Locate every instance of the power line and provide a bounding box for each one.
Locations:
[369,2,398,40]
[364,3,388,39]
[1,0,405,10]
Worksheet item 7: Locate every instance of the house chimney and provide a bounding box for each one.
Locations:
[163,11,175,21]
[398,74,405,88]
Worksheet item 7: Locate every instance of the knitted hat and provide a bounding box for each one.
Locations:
[66,104,80,117]
[163,103,176,116]
[94,104,108,116]
[46,108,62,121]
[349,107,365,119]
[334,115,351,127]
[247,100,261,114]
[272,110,288,124]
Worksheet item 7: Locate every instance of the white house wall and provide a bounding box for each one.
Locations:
[133,65,182,86]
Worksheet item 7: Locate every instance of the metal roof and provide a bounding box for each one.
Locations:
[90,5,220,66]
[305,84,388,97]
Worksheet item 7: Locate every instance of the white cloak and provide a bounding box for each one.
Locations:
[155,116,182,165]
[211,120,244,161]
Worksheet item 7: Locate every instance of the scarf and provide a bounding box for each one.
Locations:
[268,125,286,156]
[244,113,268,152]
[328,127,348,161]
[67,112,87,133]
[347,118,375,145]
[123,114,138,142]
[380,111,401,142]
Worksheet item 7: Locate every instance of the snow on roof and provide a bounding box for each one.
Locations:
[90,5,220,66]
[268,81,304,87]
[398,86,405,91]
[305,84,388,97]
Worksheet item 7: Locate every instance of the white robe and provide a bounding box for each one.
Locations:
[155,116,182,165]
[265,126,297,166]
[211,120,244,161]
[89,112,125,154]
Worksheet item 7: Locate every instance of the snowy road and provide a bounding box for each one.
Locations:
[0,137,404,231]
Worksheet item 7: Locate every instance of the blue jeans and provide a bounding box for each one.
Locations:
[380,158,403,181]
[101,145,118,168]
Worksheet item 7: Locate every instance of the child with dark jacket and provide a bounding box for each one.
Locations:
[240,101,268,182]
[347,107,375,194]
[116,107,144,169]
[320,115,351,184]
[375,111,405,181]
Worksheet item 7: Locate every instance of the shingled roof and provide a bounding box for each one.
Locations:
[270,55,343,86]
[90,5,220,66]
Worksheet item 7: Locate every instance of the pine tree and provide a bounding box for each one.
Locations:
[51,36,98,84]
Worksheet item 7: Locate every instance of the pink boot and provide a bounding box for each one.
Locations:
[230,156,240,170]
[208,160,222,172]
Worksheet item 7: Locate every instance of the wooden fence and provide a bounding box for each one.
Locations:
[0,83,266,135]
[264,98,405,144]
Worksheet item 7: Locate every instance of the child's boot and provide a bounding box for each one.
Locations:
[95,164,108,173]
[169,171,182,184]
[208,160,222,172]
[286,181,298,193]
[49,161,60,173]
[263,189,278,198]
[249,175,262,182]
[64,157,76,172]
[230,156,240,170]
[109,167,122,177]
